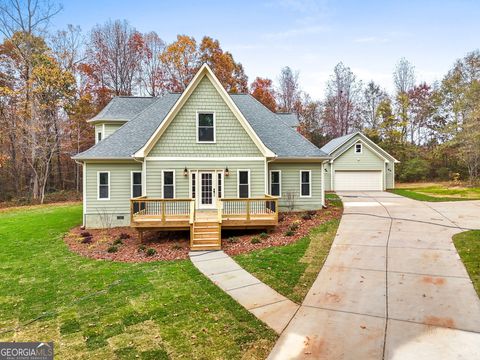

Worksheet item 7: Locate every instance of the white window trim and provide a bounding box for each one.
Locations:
[300,170,312,198]
[237,169,251,198]
[355,143,363,154]
[162,169,175,199]
[189,170,198,198]
[196,111,216,143]
[131,171,142,198]
[269,170,282,198]
[97,171,110,200]
[217,171,224,199]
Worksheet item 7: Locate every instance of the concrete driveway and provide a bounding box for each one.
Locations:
[268,192,480,359]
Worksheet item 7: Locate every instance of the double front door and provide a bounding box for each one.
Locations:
[194,171,223,210]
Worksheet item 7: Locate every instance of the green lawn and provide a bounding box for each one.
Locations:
[234,195,342,304]
[391,183,480,202]
[453,230,480,297]
[0,205,276,359]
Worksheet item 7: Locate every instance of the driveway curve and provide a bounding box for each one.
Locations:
[268,192,480,359]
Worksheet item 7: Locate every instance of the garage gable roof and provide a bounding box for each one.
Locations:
[321,132,399,163]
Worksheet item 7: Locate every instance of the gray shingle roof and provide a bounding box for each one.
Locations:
[74,93,328,160]
[276,113,299,128]
[231,95,327,158]
[89,96,156,123]
[320,133,358,154]
[74,94,180,159]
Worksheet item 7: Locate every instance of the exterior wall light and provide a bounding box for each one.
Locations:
[225,167,229,176]
[183,167,188,176]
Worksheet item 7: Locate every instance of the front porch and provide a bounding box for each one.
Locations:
[130,196,278,250]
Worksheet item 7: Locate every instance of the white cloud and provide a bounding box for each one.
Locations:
[262,25,330,40]
[354,36,390,44]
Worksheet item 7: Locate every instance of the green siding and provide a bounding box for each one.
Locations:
[324,165,332,191]
[84,162,141,228]
[326,134,396,190]
[104,123,123,137]
[149,76,262,157]
[268,162,323,211]
[145,159,265,198]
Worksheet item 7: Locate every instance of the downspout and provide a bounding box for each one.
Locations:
[321,160,328,208]
[74,160,86,228]
[132,156,146,196]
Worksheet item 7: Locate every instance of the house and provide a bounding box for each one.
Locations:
[321,132,399,191]
[73,64,330,250]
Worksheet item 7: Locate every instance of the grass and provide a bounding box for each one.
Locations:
[390,183,480,202]
[0,204,276,359]
[234,195,342,304]
[453,230,480,297]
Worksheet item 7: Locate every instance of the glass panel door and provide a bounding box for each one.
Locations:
[199,172,216,209]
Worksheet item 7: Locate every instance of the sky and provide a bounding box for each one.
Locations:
[52,0,480,99]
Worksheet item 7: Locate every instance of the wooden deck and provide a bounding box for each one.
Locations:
[130,196,278,250]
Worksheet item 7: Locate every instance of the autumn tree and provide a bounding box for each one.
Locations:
[250,77,276,111]
[393,57,415,141]
[159,35,199,92]
[199,36,248,93]
[361,81,387,134]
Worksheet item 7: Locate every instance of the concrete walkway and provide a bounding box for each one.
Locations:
[269,192,480,359]
[189,250,299,333]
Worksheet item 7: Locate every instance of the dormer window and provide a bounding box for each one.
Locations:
[97,131,102,143]
[197,112,215,143]
[355,143,362,154]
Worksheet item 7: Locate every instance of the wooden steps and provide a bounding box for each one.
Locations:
[190,221,221,250]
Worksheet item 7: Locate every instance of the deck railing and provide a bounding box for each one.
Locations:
[221,196,278,221]
[131,195,278,224]
[130,197,192,223]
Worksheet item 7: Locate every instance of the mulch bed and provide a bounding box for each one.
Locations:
[64,199,342,262]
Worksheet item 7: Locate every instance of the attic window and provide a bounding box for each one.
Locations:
[197,112,215,143]
[355,143,362,154]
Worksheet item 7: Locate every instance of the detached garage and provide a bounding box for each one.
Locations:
[321,132,399,191]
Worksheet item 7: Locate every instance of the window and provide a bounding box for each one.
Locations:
[217,172,223,198]
[131,172,142,198]
[197,112,215,143]
[98,172,109,200]
[191,172,196,198]
[163,170,175,199]
[270,170,281,196]
[97,131,102,143]
[355,143,362,154]
[238,170,250,198]
[300,170,311,197]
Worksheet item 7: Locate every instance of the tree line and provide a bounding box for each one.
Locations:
[0,0,479,204]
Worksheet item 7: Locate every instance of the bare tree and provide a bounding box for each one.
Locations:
[277,66,302,113]
[393,57,415,94]
[86,20,145,96]
[140,31,165,96]
[322,62,363,136]
[50,24,85,72]
[362,81,387,131]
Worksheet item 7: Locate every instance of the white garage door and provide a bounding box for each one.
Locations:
[334,171,383,191]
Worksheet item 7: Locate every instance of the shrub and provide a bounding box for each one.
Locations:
[285,230,295,237]
[301,212,313,220]
[107,245,118,253]
[80,231,91,238]
[259,232,268,239]
[81,236,92,244]
[289,223,299,231]
[146,248,157,256]
[138,245,146,252]
[113,238,123,245]
[250,237,261,244]
[171,242,183,250]
[227,236,239,244]
[118,232,130,240]
[398,158,430,182]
